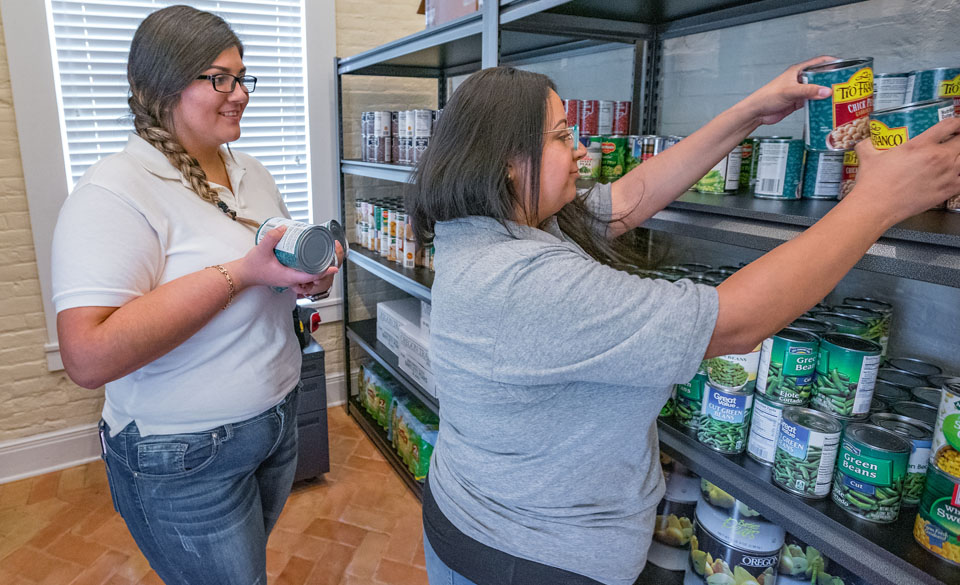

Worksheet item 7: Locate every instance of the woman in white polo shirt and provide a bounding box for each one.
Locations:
[50,6,336,584]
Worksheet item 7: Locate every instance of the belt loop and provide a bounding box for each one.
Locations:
[221,423,234,442]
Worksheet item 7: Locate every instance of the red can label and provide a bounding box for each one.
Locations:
[563,99,582,129]
[581,100,599,136]
[614,101,632,135]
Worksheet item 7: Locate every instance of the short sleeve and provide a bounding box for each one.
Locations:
[575,182,613,239]
[492,246,718,387]
[52,185,164,312]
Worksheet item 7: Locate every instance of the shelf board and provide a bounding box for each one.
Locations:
[347,399,423,501]
[348,243,433,302]
[656,418,953,585]
[342,160,415,182]
[646,192,960,288]
[346,319,439,413]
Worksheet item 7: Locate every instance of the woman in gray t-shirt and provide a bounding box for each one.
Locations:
[405,63,960,585]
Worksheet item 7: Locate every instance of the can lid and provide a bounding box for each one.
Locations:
[877,368,926,389]
[821,332,881,353]
[891,401,938,427]
[870,396,888,412]
[844,423,912,454]
[776,327,821,344]
[841,297,894,313]
[788,317,834,336]
[873,72,910,78]
[910,387,941,408]
[296,227,336,274]
[814,312,870,330]
[749,135,794,140]
[872,98,955,116]
[931,374,960,388]
[833,305,883,320]
[657,265,692,274]
[784,406,843,434]
[886,357,943,378]
[869,414,933,439]
[873,380,910,403]
[756,137,800,144]
[942,377,960,394]
[801,58,872,74]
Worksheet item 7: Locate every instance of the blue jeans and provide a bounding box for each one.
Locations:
[424,532,480,585]
[101,388,300,585]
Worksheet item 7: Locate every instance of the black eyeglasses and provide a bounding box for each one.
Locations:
[196,73,257,93]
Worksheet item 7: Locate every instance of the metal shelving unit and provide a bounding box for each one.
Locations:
[335,2,956,584]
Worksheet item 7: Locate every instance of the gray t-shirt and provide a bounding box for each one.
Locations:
[427,184,719,585]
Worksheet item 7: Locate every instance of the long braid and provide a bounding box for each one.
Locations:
[129,93,260,229]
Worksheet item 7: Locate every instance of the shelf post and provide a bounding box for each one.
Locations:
[481,0,500,68]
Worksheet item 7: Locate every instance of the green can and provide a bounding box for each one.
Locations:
[833,423,911,523]
[810,333,882,419]
[801,150,844,200]
[600,135,628,183]
[870,413,933,507]
[833,305,886,352]
[696,146,742,194]
[842,297,893,355]
[752,138,805,200]
[869,98,956,151]
[675,361,709,430]
[697,382,754,455]
[773,407,843,499]
[810,311,871,339]
[907,67,960,102]
[787,317,834,338]
[738,138,755,189]
[801,58,874,151]
[914,457,960,566]
[660,395,676,419]
[756,328,820,405]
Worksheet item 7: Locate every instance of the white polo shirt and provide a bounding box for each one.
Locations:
[52,133,301,437]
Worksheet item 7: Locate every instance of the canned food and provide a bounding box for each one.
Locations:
[747,394,787,465]
[870,396,889,414]
[912,387,942,408]
[832,423,911,522]
[894,401,938,428]
[659,267,692,282]
[660,396,675,419]
[870,99,955,151]
[801,58,874,150]
[757,328,819,405]
[870,413,933,507]
[746,136,789,188]
[877,367,926,390]
[686,486,784,585]
[753,138,805,199]
[360,111,374,137]
[886,357,942,379]
[801,150,843,200]
[928,374,957,388]
[581,100,599,135]
[597,100,614,135]
[650,462,699,571]
[697,146,742,194]
[364,135,392,164]
[255,218,337,274]
[563,99,582,132]
[663,135,684,150]
[810,312,871,339]
[580,137,603,180]
[676,362,709,430]
[907,67,960,104]
[874,380,911,404]
[841,297,892,355]
[613,101,632,135]
[787,317,834,338]
[873,72,910,110]
[698,381,755,454]
[773,407,843,499]
[680,263,712,274]
[914,458,960,566]
[839,150,859,200]
[931,379,960,465]
[600,136,628,182]
[832,304,885,352]
[811,333,882,419]
[624,135,642,173]
[738,139,755,190]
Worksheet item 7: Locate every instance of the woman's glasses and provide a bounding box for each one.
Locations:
[543,124,580,152]
[196,73,258,93]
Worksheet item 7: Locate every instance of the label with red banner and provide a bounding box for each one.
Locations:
[833,68,874,129]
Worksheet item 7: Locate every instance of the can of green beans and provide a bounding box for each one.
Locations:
[747,394,787,465]
[912,387,942,408]
[773,407,843,499]
[801,149,844,200]
[753,138,805,200]
[698,383,754,455]
[810,333,882,419]
[842,297,893,355]
[894,401,938,428]
[787,317,834,338]
[874,380,911,405]
[877,368,926,391]
[707,346,762,393]
[832,423,911,522]
[756,328,820,406]
[660,395,675,419]
[833,304,886,352]
[696,146,742,194]
[676,361,709,430]
[801,58,874,151]
[886,357,942,379]
[809,312,871,339]
[869,413,933,507]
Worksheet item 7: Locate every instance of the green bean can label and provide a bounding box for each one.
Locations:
[660,396,675,419]
[832,427,909,523]
[914,465,960,566]
[676,368,708,430]
[697,147,742,194]
[698,386,754,454]
[773,414,841,498]
[747,395,785,465]
[756,330,819,405]
[708,347,762,393]
[810,334,881,418]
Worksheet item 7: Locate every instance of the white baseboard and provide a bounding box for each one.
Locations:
[0,370,352,484]
[0,424,101,485]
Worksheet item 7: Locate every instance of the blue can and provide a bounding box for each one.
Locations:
[907,67,960,102]
[753,138,805,200]
[870,99,956,151]
[802,150,844,200]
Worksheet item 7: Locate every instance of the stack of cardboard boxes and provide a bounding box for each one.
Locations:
[376,298,435,398]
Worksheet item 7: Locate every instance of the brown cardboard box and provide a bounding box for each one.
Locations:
[417,0,479,28]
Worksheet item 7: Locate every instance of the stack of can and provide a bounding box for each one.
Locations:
[352,196,434,271]
[360,109,442,166]
[360,111,392,164]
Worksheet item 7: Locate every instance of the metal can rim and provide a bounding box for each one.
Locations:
[801,58,873,75]
[871,98,954,116]
[844,423,913,454]
[869,413,933,438]
[820,332,881,353]
[783,406,843,434]
[886,357,943,377]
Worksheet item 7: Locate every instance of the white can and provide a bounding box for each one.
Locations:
[747,394,786,465]
[598,100,615,135]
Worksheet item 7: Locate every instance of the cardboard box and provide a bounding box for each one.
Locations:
[399,323,431,371]
[420,300,431,335]
[418,0,479,28]
[377,298,420,355]
[400,352,436,397]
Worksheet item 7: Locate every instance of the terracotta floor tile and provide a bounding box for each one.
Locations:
[382,514,422,565]
[339,505,399,534]
[304,518,368,547]
[412,538,425,569]
[68,550,129,585]
[304,542,354,585]
[57,465,88,495]
[48,531,108,566]
[344,455,392,475]
[72,502,117,537]
[276,555,316,585]
[267,547,292,577]
[27,504,92,549]
[14,548,79,584]
[136,571,164,585]
[345,530,390,579]
[0,479,33,510]
[27,472,62,505]
[105,575,134,585]
[373,559,428,585]
[111,552,151,583]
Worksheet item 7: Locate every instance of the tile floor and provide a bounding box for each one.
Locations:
[0,407,428,585]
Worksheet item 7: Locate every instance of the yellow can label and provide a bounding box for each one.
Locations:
[869,119,909,150]
[833,68,874,128]
[939,73,960,99]
[843,150,859,166]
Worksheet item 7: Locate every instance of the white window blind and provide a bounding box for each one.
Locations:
[48,0,310,221]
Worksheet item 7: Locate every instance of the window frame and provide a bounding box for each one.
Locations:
[1,0,341,372]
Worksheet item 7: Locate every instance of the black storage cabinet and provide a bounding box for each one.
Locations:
[294,340,329,482]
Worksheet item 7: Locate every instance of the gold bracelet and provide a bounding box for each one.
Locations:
[209,264,235,310]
